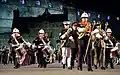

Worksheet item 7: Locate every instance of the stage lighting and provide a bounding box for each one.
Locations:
[1,0,7,3]
[20,0,25,4]
[98,14,100,18]
[77,11,80,15]
[88,13,91,17]
[107,16,110,20]
[117,17,119,20]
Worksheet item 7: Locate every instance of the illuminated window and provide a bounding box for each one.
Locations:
[1,0,7,3]
[117,17,119,20]
[20,0,25,4]
[48,3,52,7]
[60,5,63,10]
[77,11,80,15]
[107,16,110,20]
[98,14,100,18]
[36,0,41,6]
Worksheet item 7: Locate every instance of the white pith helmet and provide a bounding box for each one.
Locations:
[81,11,88,18]
[106,28,112,33]
[63,21,70,25]
[12,28,19,33]
[38,29,45,34]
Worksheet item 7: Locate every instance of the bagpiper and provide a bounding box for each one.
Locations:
[77,12,93,71]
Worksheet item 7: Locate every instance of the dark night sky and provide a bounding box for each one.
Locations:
[60,0,120,16]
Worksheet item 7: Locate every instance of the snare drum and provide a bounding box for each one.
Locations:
[110,50,118,58]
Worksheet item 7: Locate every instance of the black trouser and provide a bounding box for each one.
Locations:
[105,48,114,68]
[71,48,77,67]
[11,48,20,68]
[12,53,20,68]
[77,44,84,68]
[2,54,8,65]
[37,50,47,68]
[83,38,92,69]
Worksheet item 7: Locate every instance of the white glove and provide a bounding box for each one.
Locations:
[93,29,99,34]
[96,33,102,39]
[111,47,118,52]
[38,46,41,48]
[69,36,73,40]
[69,36,74,42]
[60,34,66,39]
[32,44,36,49]
[77,27,85,32]
[26,42,31,47]
[104,36,108,40]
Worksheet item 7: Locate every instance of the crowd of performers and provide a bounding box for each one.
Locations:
[0,12,120,71]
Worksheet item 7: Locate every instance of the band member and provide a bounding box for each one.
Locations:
[45,32,50,41]
[33,29,49,68]
[70,22,79,68]
[77,12,93,71]
[59,21,73,69]
[44,32,54,64]
[105,28,116,69]
[92,23,106,70]
[8,28,26,69]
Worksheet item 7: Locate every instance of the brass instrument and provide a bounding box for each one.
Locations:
[60,28,72,48]
[58,28,72,58]
[77,22,91,39]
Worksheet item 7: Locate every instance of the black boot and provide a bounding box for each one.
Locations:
[88,68,93,71]
[68,66,72,70]
[80,66,82,71]
[94,65,97,69]
[38,64,40,68]
[101,67,106,70]
[77,66,82,71]
[110,58,114,69]
[77,66,80,70]
[44,64,47,68]
[14,64,20,69]
[63,64,65,69]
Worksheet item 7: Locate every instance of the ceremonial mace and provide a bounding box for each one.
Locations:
[84,20,96,62]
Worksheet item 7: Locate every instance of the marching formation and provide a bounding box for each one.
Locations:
[0,12,120,72]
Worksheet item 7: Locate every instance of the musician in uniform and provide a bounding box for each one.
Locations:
[33,29,49,68]
[70,22,79,68]
[8,28,26,69]
[77,12,93,71]
[105,28,116,69]
[59,21,73,69]
[92,23,106,70]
